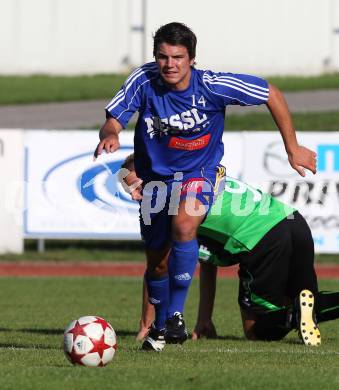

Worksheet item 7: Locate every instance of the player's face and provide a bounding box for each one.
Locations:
[155,43,194,91]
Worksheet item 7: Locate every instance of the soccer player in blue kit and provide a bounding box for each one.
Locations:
[94,22,317,351]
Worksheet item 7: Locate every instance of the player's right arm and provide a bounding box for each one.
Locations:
[94,117,122,160]
[94,63,157,160]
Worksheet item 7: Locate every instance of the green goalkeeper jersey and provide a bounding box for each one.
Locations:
[198,177,295,265]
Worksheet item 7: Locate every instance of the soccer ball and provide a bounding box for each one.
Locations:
[63,316,117,367]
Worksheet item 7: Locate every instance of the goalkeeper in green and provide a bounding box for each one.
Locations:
[121,156,339,346]
[193,176,339,346]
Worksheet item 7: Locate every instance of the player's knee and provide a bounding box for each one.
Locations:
[146,257,168,277]
[242,322,258,340]
[172,220,197,241]
[147,262,168,277]
[146,247,170,277]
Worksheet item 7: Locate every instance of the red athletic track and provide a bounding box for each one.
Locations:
[0,262,338,279]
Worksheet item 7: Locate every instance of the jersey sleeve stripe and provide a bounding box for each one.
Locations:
[105,67,148,109]
[215,80,268,98]
[202,81,265,105]
[124,63,158,86]
[206,75,269,92]
[203,74,269,98]
[106,69,146,110]
[124,64,158,92]
[106,63,158,112]
[204,79,268,101]
[114,77,157,120]
[105,89,124,109]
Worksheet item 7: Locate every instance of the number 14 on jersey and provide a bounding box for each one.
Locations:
[191,95,206,107]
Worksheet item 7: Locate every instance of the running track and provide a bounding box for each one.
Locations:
[0,262,338,279]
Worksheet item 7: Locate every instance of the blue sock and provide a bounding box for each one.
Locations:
[168,239,199,317]
[145,272,169,330]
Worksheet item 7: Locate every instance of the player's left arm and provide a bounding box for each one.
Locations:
[266,84,317,177]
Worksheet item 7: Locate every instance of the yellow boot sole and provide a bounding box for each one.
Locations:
[298,290,321,346]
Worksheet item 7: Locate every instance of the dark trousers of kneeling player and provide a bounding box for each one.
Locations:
[234,212,339,340]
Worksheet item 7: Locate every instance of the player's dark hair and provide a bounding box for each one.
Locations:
[121,153,135,171]
[153,22,197,60]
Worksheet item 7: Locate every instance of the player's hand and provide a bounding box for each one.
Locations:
[136,318,153,341]
[93,134,120,161]
[130,183,143,201]
[136,326,150,341]
[121,171,143,201]
[287,145,317,177]
[192,320,217,340]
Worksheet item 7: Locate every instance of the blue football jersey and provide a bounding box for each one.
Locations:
[105,62,269,181]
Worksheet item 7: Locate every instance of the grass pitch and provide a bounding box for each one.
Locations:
[0,73,339,105]
[0,241,338,264]
[226,110,339,131]
[0,277,338,390]
[0,251,338,264]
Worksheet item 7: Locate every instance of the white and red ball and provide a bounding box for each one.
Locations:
[63,316,117,367]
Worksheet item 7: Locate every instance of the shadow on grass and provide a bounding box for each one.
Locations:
[0,327,64,335]
[0,327,137,337]
[114,329,138,337]
[19,328,64,335]
[215,335,244,341]
[0,342,59,350]
[20,328,138,337]
[0,328,138,352]
[187,333,244,341]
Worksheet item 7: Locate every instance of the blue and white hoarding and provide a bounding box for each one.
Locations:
[242,132,339,253]
[24,130,243,240]
[24,130,339,253]
[24,131,138,239]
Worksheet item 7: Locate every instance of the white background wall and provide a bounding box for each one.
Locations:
[0,0,339,75]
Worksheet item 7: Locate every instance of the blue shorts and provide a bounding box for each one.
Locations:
[139,165,226,250]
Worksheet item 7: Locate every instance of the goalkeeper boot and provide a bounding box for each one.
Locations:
[296,289,321,346]
[141,324,166,352]
[165,312,188,344]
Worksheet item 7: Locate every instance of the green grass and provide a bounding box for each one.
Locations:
[1,73,339,105]
[225,111,339,131]
[0,248,145,262]
[315,254,339,264]
[267,73,339,91]
[0,74,126,105]
[0,241,145,263]
[0,242,338,264]
[0,277,338,389]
